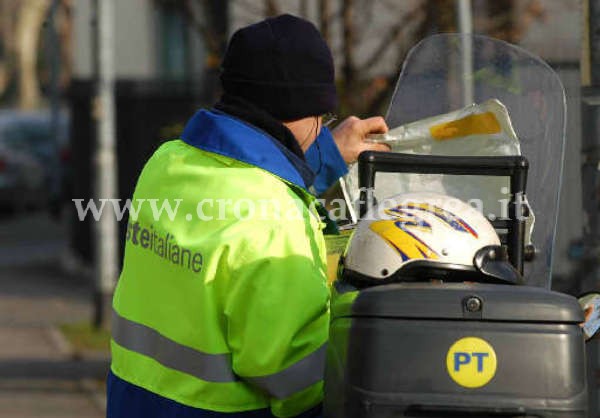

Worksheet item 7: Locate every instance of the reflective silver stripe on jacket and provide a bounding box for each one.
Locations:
[112,309,326,397]
[112,309,237,383]
[246,344,327,399]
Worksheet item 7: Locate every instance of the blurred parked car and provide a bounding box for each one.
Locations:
[0,141,47,213]
[0,110,70,216]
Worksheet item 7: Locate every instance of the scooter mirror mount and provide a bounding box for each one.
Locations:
[578,292,600,341]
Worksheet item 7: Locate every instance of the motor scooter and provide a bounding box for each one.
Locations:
[325,34,600,418]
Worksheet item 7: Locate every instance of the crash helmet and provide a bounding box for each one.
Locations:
[341,192,521,287]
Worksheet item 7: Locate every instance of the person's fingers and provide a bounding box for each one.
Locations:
[332,115,391,163]
[361,142,391,153]
[360,116,388,134]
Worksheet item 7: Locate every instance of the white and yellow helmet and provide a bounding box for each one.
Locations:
[342,192,521,286]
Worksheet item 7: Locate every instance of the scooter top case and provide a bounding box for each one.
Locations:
[325,281,585,418]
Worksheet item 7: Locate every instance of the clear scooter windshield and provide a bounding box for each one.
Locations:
[354,34,566,287]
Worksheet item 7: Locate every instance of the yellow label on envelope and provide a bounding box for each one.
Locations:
[430,112,501,140]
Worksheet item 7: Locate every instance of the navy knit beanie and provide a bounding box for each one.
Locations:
[220,14,337,121]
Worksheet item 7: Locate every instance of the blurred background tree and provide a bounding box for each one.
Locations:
[0,0,546,114]
[151,0,547,117]
[0,0,73,110]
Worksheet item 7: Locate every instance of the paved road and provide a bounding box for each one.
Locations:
[0,210,105,418]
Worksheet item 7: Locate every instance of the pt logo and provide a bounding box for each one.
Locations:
[446,337,497,388]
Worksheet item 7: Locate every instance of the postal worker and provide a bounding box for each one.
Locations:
[107,14,388,418]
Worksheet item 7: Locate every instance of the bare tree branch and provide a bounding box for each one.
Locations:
[233,0,264,17]
[318,0,331,45]
[361,0,436,116]
[365,38,414,116]
[264,0,280,17]
[471,0,544,43]
[358,6,425,73]
[299,0,308,18]
[356,0,374,29]
[181,0,219,54]
[57,0,74,89]
[16,0,50,109]
[341,0,355,84]
[0,0,19,98]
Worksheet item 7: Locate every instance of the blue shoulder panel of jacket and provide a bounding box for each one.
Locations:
[181,109,314,190]
[181,109,347,195]
[305,128,349,195]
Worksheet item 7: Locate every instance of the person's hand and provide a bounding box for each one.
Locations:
[331,116,390,164]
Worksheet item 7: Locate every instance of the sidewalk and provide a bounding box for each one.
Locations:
[0,379,104,418]
[0,234,107,418]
